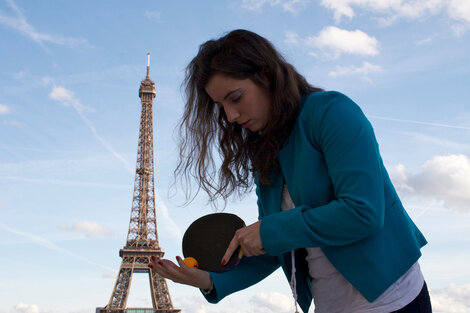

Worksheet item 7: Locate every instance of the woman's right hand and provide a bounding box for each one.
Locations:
[148,255,213,290]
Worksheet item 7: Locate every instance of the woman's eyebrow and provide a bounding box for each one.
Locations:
[223,88,241,101]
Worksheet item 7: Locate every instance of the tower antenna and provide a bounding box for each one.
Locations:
[146,52,150,78]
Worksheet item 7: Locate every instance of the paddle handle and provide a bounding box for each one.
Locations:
[237,249,243,260]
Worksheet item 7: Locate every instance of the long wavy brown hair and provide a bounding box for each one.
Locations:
[175,29,322,205]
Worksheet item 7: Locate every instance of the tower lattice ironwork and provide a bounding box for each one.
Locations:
[97,54,181,313]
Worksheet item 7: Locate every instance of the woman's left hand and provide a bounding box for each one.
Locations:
[221,220,266,265]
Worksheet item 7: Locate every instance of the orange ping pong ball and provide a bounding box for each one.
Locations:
[184,257,199,269]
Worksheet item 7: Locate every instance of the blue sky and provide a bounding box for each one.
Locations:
[1,0,470,312]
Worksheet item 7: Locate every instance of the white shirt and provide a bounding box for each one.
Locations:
[281,184,424,313]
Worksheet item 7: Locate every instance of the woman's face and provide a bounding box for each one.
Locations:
[205,73,271,132]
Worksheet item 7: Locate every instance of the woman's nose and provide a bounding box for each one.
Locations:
[223,105,240,123]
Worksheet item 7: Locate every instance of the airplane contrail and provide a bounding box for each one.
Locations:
[155,191,183,241]
[368,115,470,131]
[0,175,131,189]
[74,107,135,175]
[0,223,115,272]
[49,85,135,174]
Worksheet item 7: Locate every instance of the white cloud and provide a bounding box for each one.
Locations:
[102,271,118,279]
[41,76,53,86]
[241,0,311,14]
[282,0,310,14]
[11,303,41,313]
[431,284,470,313]
[49,85,77,107]
[174,292,295,313]
[49,85,90,114]
[448,0,470,36]
[304,26,379,58]
[2,120,25,128]
[445,0,470,23]
[320,0,355,21]
[0,104,11,114]
[0,0,89,48]
[329,61,383,77]
[451,24,470,36]
[415,35,437,46]
[284,30,300,46]
[320,0,470,29]
[14,70,25,80]
[241,0,272,11]
[320,0,443,22]
[60,220,113,238]
[175,295,237,313]
[249,292,294,312]
[391,154,470,212]
[145,10,161,20]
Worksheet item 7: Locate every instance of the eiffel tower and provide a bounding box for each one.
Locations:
[97,54,180,313]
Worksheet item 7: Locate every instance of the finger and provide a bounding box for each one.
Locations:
[148,256,162,269]
[175,256,187,268]
[221,234,240,266]
[153,260,186,282]
[160,259,181,270]
[150,259,177,272]
[148,261,160,269]
[148,260,169,278]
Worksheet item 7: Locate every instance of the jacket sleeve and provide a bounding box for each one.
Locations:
[201,253,280,303]
[260,91,386,255]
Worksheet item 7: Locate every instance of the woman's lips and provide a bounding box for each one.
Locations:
[241,120,250,128]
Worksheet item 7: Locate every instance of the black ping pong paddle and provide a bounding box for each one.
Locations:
[182,213,245,272]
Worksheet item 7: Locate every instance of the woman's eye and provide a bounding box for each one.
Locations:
[231,93,242,103]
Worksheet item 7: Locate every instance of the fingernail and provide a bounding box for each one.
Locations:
[148,264,153,268]
[221,259,226,266]
[158,261,163,266]
[176,256,181,261]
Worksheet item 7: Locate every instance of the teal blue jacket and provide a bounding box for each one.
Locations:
[203,91,427,313]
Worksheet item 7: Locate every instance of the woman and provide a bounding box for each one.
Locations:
[148,29,432,313]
